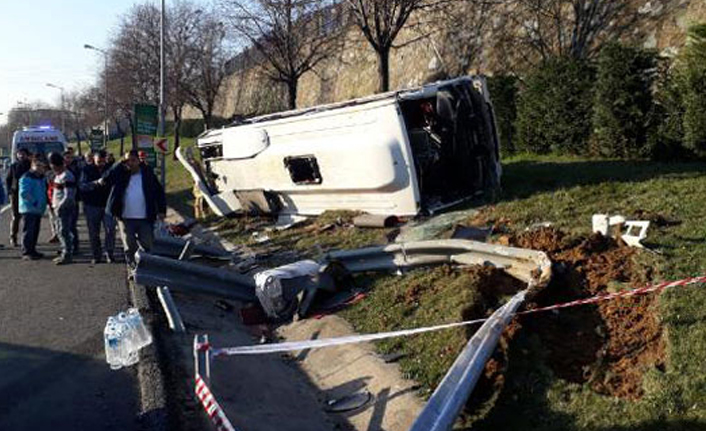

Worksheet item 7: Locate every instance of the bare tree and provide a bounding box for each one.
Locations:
[185,10,229,130]
[346,0,446,92]
[221,0,345,109]
[432,0,499,77]
[166,1,204,157]
[508,0,650,62]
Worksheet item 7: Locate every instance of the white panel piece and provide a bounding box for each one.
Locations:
[622,221,650,248]
[222,127,269,160]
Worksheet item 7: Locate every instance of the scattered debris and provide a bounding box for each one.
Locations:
[592,213,651,249]
[451,225,492,241]
[325,390,373,413]
[396,209,480,243]
[622,220,650,249]
[252,232,271,243]
[379,352,407,363]
[353,214,400,228]
[274,214,309,231]
[254,260,322,320]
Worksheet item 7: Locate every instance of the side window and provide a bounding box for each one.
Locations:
[284,155,322,185]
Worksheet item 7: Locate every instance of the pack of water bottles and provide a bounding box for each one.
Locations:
[104,308,153,370]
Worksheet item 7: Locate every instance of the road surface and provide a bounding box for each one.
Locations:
[0,206,141,430]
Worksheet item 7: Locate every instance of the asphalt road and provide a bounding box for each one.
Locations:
[0,205,141,430]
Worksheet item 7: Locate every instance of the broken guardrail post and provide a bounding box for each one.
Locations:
[194,334,211,384]
[179,240,196,261]
[133,251,257,302]
[157,286,186,333]
[152,236,230,260]
[409,290,527,431]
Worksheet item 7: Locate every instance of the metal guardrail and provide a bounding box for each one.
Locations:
[409,290,527,431]
[325,240,552,287]
[133,251,257,302]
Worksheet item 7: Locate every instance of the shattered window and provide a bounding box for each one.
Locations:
[201,145,223,160]
[284,155,322,185]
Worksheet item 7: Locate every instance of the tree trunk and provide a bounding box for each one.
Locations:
[130,117,137,151]
[287,80,298,110]
[377,47,391,93]
[173,106,182,160]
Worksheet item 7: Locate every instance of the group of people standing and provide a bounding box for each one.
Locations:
[2,148,166,266]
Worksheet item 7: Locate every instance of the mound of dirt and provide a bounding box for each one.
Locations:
[510,227,664,400]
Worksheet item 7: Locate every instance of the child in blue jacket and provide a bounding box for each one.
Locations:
[18,158,48,259]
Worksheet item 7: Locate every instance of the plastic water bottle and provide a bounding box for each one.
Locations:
[127,308,152,349]
[104,317,124,370]
[104,309,153,370]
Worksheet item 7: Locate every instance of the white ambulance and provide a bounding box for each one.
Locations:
[11,126,68,162]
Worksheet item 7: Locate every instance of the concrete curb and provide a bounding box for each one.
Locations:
[129,271,169,431]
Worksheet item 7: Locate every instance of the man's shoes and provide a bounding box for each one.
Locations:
[105,253,115,264]
[9,237,18,247]
[91,258,103,265]
[22,252,43,261]
[53,256,72,265]
[48,235,59,244]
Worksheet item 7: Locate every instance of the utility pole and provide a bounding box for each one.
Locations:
[46,83,66,135]
[84,44,109,148]
[159,0,167,187]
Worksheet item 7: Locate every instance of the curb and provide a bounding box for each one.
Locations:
[129,272,169,431]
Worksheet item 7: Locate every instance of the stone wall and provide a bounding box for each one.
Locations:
[183,0,706,121]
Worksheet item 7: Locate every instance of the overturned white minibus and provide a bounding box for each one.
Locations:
[179,76,502,217]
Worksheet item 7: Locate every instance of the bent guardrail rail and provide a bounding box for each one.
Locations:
[324,239,552,287]
[409,289,527,431]
[133,251,257,302]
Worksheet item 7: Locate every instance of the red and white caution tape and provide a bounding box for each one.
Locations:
[517,275,706,315]
[200,275,706,357]
[195,374,237,431]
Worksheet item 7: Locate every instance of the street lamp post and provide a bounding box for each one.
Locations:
[159,0,167,186]
[45,83,66,135]
[84,44,109,148]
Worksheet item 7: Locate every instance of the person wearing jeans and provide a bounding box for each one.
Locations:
[18,158,47,260]
[80,150,116,264]
[5,148,31,247]
[49,152,77,265]
[98,150,166,265]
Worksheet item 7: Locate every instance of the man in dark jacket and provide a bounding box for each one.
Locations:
[5,148,31,247]
[80,150,116,264]
[98,150,166,265]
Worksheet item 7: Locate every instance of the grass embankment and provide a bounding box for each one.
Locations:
[139,145,706,430]
[346,154,706,430]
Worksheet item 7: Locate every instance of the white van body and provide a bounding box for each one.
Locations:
[184,76,501,217]
[11,126,68,162]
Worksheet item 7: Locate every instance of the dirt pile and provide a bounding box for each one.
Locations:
[510,227,664,400]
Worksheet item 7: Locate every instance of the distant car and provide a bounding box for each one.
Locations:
[11,126,67,162]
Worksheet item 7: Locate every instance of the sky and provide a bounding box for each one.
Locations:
[0,0,209,125]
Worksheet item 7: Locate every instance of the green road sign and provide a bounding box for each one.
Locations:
[134,104,158,168]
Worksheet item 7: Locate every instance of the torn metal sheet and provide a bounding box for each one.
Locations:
[324,239,552,287]
[409,290,526,431]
